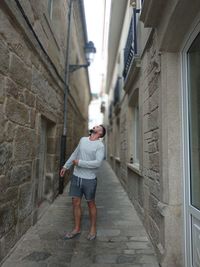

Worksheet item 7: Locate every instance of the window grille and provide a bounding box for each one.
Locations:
[123,8,140,79]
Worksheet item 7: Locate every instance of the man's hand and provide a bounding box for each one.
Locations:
[73,160,79,166]
[60,167,67,177]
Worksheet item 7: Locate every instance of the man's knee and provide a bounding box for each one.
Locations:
[87,200,96,209]
[72,197,81,207]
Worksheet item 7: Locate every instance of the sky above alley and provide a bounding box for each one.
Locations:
[83,0,111,94]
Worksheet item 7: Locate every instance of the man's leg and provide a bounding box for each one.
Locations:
[87,200,97,235]
[72,197,82,232]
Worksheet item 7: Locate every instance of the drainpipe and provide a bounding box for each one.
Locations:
[59,0,73,194]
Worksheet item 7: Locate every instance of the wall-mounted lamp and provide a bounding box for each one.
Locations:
[130,0,136,8]
[69,41,96,72]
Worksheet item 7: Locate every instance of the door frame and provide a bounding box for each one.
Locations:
[181,21,200,267]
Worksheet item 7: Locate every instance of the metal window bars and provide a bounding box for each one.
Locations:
[123,8,140,79]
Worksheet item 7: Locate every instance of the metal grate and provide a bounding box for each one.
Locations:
[123,8,140,79]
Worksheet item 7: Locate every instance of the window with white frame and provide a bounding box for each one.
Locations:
[48,0,54,20]
[133,102,139,163]
[115,117,120,158]
[129,91,140,165]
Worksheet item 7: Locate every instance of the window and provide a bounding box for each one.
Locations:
[48,0,54,20]
[109,126,114,157]
[187,32,200,210]
[123,7,140,79]
[115,118,120,158]
[133,102,139,163]
[129,91,140,166]
[38,116,56,204]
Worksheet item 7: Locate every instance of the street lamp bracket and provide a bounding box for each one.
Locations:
[69,41,96,72]
[69,62,90,72]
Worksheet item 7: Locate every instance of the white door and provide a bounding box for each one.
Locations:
[183,30,200,267]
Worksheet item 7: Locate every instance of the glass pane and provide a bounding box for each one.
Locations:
[48,0,53,19]
[135,104,139,162]
[188,32,200,210]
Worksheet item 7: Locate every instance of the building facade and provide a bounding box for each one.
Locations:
[0,0,91,261]
[104,0,200,266]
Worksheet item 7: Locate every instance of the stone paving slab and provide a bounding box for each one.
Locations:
[1,161,159,267]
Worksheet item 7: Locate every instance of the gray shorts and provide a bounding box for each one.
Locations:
[69,175,97,201]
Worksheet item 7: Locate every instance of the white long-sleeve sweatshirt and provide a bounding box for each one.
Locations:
[63,137,104,179]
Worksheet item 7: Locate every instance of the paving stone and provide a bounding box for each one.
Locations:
[127,241,152,250]
[142,263,159,267]
[135,249,155,255]
[2,261,47,267]
[47,252,73,263]
[23,251,51,262]
[114,220,139,226]
[117,254,137,264]
[124,249,137,254]
[129,236,149,242]
[107,210,120,214]
[94,254,118,264]
[97,229,121,237]
[104,236,129,242]
[138,254,159,264]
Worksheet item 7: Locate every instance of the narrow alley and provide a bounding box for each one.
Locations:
[1,161,159,267]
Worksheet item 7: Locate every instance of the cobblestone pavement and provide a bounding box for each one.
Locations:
[1,161,159,267]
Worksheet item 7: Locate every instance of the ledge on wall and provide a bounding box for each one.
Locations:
[140,0,166,28]
[127,163,142,176]
[157,201,167,217]
[158,0,200,52]
[141,0,200,52]
[115,157,120,163]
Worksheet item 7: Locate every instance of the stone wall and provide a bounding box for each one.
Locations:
[0,0,90,262]
[141,32,164,258]
[119,100,128,189]
[106,31,164,261]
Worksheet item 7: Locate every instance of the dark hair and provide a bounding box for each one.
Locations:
[99,124,106,138]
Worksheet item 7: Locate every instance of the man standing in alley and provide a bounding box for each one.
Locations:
[60,125,106,240]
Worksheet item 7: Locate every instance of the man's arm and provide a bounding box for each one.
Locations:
[77,146,104,169]
[63,141,81,169]
[60,140,81,177]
